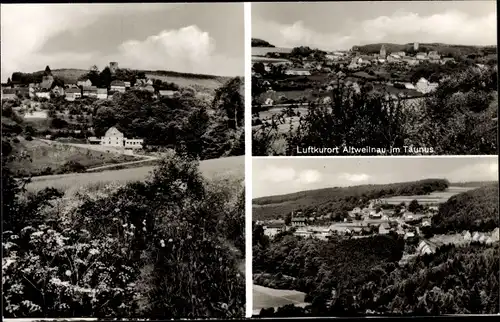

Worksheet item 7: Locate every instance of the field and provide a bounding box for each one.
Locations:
[8,137,140,176]
[252,47,293,56]
[144,71,230,93]
[253,284,308,315]
[379,186,476,205]
[26,155,244,194]
[50,68,89,84]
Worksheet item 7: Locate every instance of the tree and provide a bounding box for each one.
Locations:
[285,212,292,225]
[212,77,244,130]
[408,199,420,213]
[99,67,113,89]
[253,62,266,75]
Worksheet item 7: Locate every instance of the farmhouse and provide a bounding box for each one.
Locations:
[415,77,438,94]
[285,68,311,76]
[35,91,51,100]
[24,110,48,119]
[159,90,177,98]
[291,217,307,227]
[97,88,108,99]
[100,126,144,149]
[2,88,17,100]
[83,86,98,97]
[65,88,82,101]
[110,80,126,93]
[77,79,92,87]
[263,220,287,238]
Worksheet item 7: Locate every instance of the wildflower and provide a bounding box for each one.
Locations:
[168,238,173,242]
[89,248,100,256]
[142,227,147,232]
[115,208,120,213]
[187,234,192,240]
[160,240,165,248]
[65,270,72,277]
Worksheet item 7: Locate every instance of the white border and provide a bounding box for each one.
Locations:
[244,1,253,318]
[252,155,498,159]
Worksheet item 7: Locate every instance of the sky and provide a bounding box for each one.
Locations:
[253,157,499,198]
[1,3,244,82]
[252,1,497,51]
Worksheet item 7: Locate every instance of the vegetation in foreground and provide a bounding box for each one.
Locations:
[2,143,245,318]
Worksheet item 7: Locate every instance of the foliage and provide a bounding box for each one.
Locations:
[432,184,499,234]
[2,152,245,318]
[252,38,275,48]
[253,179,449,221]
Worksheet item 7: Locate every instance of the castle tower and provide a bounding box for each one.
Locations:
[109,62,118,74]
[414,42,419,51]
[379,44,387,58]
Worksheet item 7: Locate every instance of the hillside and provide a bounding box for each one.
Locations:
[7,137,140,177]
[450,181,498,187]
[144,70,232,93]
[432,184,499,233]
[252,38,275,48]
[253,179,449,221]
[354,43,497,56]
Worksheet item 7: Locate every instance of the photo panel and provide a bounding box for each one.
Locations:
[251,1,498,156]
[252,156,499,317]
[1,2,245,319]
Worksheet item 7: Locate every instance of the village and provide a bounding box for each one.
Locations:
[257,197,500,261]
[252,41,493,107]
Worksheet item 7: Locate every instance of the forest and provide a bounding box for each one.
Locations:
[253,179,449,221]
[254,226,499,316]
[432,184,499,234]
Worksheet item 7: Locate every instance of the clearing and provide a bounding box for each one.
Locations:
[253,284,309,315]
[8,137,141,176]
[26,155,244,194]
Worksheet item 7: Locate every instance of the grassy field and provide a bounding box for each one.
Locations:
[144,71,230,93]
[26,155,244,194]
[253,284,308,314]
[8,137,140,176]
[252,47,293,56]
[379,186,477,205]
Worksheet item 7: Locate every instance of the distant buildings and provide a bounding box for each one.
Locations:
[65,88,82,101]
[285,67,311,76]
[415,77,438,94]
[77,79,92,87]
[110,80,126,93]
[24,110,48,119]
[1,88,17,100]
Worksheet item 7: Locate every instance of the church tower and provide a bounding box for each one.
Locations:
[379,44,387,58]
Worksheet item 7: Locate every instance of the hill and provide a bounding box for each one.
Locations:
[450,181,498,187]
[252,38,275,48]
[143,70,232,93]
[253,179,449,221]
[432,184,499,233]
[353,43,497,57]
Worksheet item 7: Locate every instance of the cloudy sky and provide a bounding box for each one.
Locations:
[253,157,498,198]
[1,3,244,82]
[252,1,497,51]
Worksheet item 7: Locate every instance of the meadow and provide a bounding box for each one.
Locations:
[253,284,308,314]
[378,186,477,205]
[26,155,244,193]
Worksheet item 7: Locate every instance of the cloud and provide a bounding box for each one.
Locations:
[338,173,371,183]
[448,160,498,182]
[297,169,322,184]
[258,166,297,183]
[116,26,241,76]
[1,4,241,81]
[254,10,496,50]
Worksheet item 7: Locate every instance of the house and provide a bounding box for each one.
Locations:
[416,53,428,60]
[387,54,401,63]
[146,79,153,86]
[144,85,155,93]
[97,88,108,99]
[100,126,144,149]
[159,90,177,98]
[35,91,51,100]
[417,240,434,255]
[415,77,438,94]
[369,211,382,219]
[101,126,125,147]
[421,217,432,227]
[285,68,311,76]
[264,98,274,105]
[463,231,472,241]
[110,80,126,93]
[65,88,82,101]
[2,88,17,100]
[402,57,420,66]
[291,217,307,227]
[124,81,131,88]
[441,57,455,65]
[263,220,287,238]
[393,51,406,57]
[77,79,92,87]
[378,223,391,235]
[404,231,417,241]
[428,51,440,60]
[403,83,416,90]
[82,86,98,97]
[24,110,48,119]
[51,85,65,97]
[124,138,144,149]
[87,137,102,145]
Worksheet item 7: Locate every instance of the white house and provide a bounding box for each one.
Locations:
[285,68,311,76]
[110,81,126,93]
[77,79,92,87]
[415,78,438,94]
[264,98,274,105]
[24,110,48,119]
[35,92,51,100]
[65,88,82,101]
[100,126,144,149]
[97,88,108,99]
[159,90,177,98]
